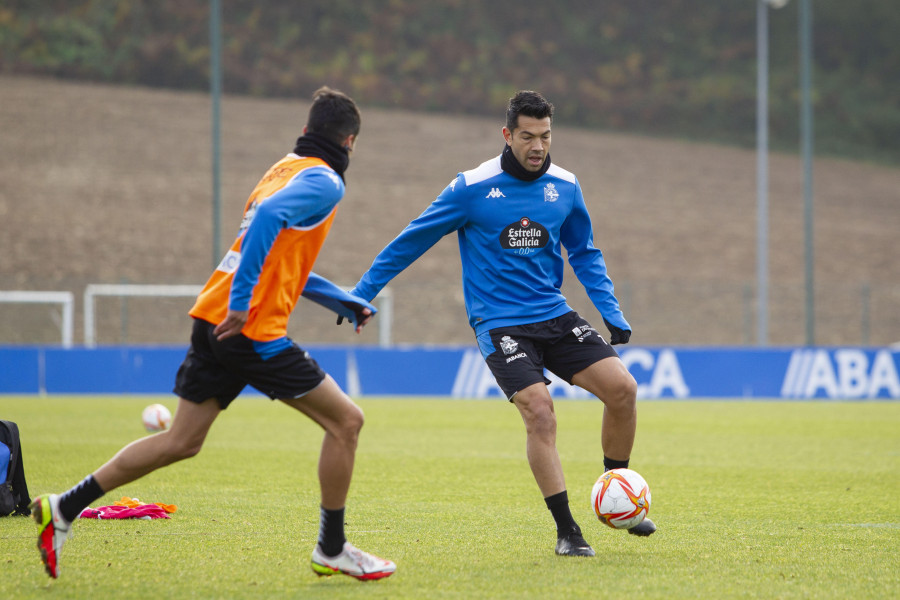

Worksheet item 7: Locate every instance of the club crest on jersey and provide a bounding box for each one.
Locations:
[544,182,559,202]
[499,335,519,355]
[500,218,549,250]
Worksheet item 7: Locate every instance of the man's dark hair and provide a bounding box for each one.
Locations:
[305,86,361,146]
[506,90,554,132]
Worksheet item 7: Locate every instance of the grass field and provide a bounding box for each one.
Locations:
[1,395,898,599]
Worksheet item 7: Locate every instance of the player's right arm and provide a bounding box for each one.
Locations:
[213,309,249,340]
[351,177,468,301]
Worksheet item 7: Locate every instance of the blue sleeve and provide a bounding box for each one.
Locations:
[352,177,467,301]
[302,272,377,323]
[560,182,631,331]
[230,167,343,311]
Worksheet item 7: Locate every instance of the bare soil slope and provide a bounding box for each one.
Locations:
[2,76,898,347]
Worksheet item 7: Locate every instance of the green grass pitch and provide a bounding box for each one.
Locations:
[1,395,898,599]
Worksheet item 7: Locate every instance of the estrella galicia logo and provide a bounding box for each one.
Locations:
[500,217,549,250]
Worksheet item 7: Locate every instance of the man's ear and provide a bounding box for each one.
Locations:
[342,134,356,151]
[502,126,512,144]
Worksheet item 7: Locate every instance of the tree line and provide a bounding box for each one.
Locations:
[2,0,897,163]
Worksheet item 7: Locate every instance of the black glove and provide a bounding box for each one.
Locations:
[603,318,631,345]
[336,301,371,326]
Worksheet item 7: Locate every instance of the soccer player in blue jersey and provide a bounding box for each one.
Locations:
[350,90,655,556]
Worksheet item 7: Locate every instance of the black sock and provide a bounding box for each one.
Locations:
[544,490,579,536]
[58,475,105,522]
[318,506,347,557]
[604,456,629,472]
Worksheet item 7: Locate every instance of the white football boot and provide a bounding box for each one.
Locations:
[30,493,74,578]
[311,541,396,581]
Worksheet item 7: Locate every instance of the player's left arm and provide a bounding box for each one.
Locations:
[560,183,632,344]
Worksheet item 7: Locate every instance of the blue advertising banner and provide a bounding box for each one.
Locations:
[1,346,898,399]
[448,347,900,400]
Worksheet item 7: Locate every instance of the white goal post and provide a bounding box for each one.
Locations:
[83,283,393,347]
[0,291,75,347]
[84,284,203,348]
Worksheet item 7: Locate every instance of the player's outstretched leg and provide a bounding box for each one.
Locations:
[628,518,657,536]
[311,542,396,581]
[30,494,73,578]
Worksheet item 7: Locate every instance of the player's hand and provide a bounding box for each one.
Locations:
[603,318,631,345]
[337,306,374,334]
[214,310,249,340]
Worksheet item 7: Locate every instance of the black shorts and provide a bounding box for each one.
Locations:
[173,318,326,409]
[476,311,618,401]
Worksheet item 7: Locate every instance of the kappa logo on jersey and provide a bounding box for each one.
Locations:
[499,335,519,355]
[500,218,550,250]
[486,187,506,199]
[544,182,559,202]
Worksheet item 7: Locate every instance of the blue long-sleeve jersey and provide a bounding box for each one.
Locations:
[353,155,629,337]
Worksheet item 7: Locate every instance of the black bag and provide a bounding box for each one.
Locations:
[0,420,31,516]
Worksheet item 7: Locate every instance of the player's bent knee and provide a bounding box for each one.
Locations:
[332,402,364,444]
[608,377,637,413]
[172,442,203,462]
[160,432,204,462]
[344,415,364,441]
[344,401,365,431]
[529,410,557,439]
[621,373,638,402]
[518,398,557,438]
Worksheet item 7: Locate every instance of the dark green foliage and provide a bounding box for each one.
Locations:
[1,0,897,162]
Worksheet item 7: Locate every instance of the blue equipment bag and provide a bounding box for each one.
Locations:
[0,420,31,516]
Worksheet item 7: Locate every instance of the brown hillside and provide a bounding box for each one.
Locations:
[1,75,898,347]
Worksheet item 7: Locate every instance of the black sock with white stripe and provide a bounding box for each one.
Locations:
[318,506,347,557]
[58,475,104,522]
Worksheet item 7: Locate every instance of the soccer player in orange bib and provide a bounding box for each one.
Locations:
[30,87,395,581]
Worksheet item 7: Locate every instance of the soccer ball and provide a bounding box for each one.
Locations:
[591,468,651,529]
[142,403,172,432]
